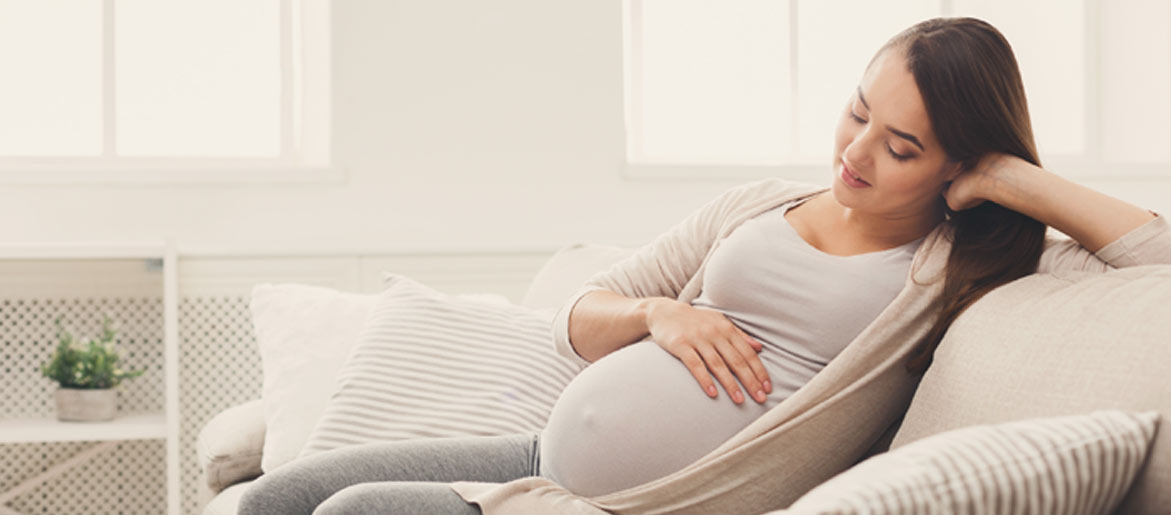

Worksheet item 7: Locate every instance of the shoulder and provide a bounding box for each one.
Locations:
[707,178,827,214]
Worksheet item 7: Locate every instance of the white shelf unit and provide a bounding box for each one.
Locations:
[0,414,167,444]
[0,242,180,515]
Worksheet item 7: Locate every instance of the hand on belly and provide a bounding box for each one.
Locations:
[539,341,771,497]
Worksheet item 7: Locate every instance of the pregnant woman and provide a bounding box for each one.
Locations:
[239,17,1171,514]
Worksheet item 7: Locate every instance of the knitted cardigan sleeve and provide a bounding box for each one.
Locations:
[548,180,773,367]
[1037,211,1171,273]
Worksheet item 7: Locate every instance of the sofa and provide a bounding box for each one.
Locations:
[198,243,1171,514]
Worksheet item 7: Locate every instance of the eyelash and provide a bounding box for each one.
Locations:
[848,112,913,162]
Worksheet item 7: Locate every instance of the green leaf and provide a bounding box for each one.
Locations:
[40,315,144,389]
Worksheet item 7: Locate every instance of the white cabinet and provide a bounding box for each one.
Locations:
[0,243,180,515]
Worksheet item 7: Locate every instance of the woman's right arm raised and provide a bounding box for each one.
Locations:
[568,289,772,405]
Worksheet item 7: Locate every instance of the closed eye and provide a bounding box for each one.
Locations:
[887,146,912,161]
[848,111,913,162]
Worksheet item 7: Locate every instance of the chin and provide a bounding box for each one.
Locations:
[828,173,857,208]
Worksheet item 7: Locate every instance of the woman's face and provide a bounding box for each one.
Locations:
[831,47,962,220]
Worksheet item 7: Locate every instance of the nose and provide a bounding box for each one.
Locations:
[847,135,875,169]
[842,130,874,170]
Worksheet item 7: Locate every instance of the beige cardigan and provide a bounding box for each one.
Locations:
[452,178,1171,514]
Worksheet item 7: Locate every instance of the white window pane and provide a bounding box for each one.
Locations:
[1102,0,1171,164]
[116,0,280,157]
[953,0,1084,157]
[796,0,939,160]
[632,0,790,165]
[0,1,102,155]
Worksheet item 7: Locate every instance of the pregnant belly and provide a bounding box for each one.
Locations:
[539,341,770,497]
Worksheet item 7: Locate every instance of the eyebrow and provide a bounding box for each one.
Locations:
[856,86,926,152]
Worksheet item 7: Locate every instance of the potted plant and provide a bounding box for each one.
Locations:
[40,314,145,422]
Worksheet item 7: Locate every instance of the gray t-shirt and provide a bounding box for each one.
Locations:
[539,196,924,496]
[691,196,923,397]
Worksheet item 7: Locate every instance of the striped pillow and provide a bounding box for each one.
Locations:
[779,410,1159,515]
[298,274,584,457]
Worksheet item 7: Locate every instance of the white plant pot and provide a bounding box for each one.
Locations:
[54,387,117,422]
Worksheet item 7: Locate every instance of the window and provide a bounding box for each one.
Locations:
[0,0,332,183]
[625,0,1168,180]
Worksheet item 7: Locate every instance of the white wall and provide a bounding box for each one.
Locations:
[0,0,1166,255]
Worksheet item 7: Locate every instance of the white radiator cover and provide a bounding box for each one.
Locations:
[0,251,548,515]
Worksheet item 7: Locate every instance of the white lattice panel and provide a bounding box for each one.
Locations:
[2,440,165,514]
[0,297,165,418]
[1,295,166,514]
[179,296,262,515]
[1,252,552,514]
[0,294,260,515]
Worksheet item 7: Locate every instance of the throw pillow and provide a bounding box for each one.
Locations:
[773,410,1159,515]
[299,273,584,457]
[250,283,377,473]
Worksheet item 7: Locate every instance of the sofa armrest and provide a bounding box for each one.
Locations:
[198,399,265,495]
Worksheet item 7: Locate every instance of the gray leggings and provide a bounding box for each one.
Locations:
[236,433,540,515]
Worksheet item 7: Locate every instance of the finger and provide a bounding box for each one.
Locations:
[713,339,766,403]
[731,327,771,393]
[732,325,763,352]
[676,347,719,399]
[723,338,771,401]
[696,344,745,404]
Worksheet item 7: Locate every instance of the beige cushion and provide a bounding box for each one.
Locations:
[197,399,265,495]
[891,265,1171,514]
[520,243,634,309]
[777,410,1159,514]
[201,481,251,515]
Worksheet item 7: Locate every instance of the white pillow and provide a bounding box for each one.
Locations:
[774,410,1160,515]
[250,283,377,473]
[299,273,585,457]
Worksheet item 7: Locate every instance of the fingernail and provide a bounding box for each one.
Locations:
[733,391,744,403]
[756,390,766,401]
[707,385,718,397]
[763,380,772,392]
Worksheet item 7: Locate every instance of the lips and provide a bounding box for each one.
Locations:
[841,160,871,187]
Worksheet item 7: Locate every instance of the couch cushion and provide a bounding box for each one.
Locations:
[891,265,1171,514]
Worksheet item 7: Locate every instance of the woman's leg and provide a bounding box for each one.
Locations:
[312,481,478,515]
[237,433,539,515]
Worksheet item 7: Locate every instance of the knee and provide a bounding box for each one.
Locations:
[237,471,316,515]
[312,484,380,515]
[236,476,273,515]
[236,473,287,515]
[312,483,480,515]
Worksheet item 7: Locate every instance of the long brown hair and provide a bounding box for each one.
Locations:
[881,18,1048,373]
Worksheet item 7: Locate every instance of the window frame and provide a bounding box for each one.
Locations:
[0,0,339,185]
[623,0,1164,182]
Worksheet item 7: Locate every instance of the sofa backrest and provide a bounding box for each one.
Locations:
[890,264,1171,514]
[521,243,634,310]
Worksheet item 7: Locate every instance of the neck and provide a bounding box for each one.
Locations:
[829,197,946,248]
